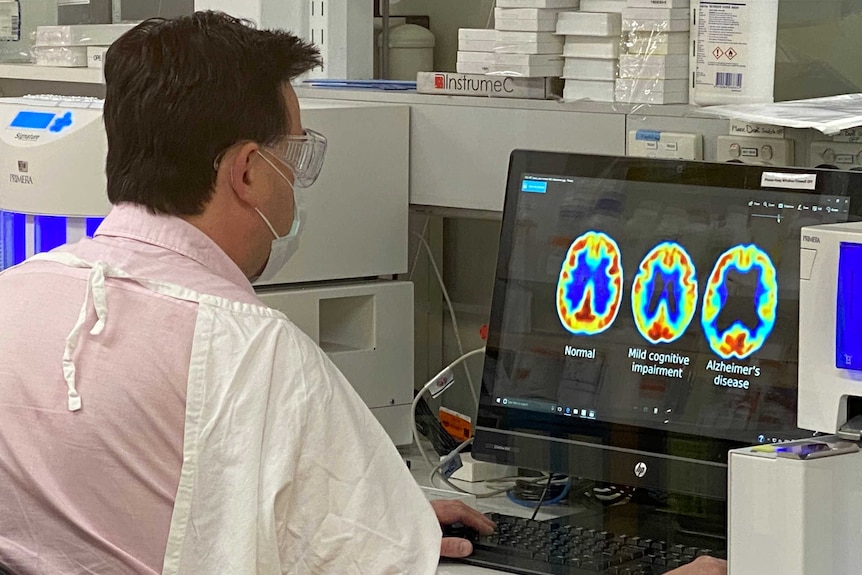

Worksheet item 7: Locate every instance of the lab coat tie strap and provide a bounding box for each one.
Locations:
[27,251,214,412]
[62,262,108,412]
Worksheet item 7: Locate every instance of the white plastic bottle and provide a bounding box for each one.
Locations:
[692,0,779,106]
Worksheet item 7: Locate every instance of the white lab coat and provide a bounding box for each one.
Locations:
[30,251,443,574]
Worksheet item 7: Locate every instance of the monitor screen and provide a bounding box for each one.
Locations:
[472,152,862,503]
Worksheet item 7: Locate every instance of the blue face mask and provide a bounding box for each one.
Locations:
[252,151,302,283]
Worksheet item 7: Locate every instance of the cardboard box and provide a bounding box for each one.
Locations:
[417,71,563,99]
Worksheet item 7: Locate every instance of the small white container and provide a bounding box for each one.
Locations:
[379,24,435,81]
[692,0,778,105]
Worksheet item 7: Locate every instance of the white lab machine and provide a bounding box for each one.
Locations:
[728,222,862,575]
[0,95,415,445]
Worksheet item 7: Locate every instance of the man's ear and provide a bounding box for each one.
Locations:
[222,141,263,207]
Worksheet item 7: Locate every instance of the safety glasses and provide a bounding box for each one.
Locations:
[264,128,327,188]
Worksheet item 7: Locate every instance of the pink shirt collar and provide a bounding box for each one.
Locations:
[94,202,255,296]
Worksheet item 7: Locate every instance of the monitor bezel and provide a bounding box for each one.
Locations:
[472,151,862,500]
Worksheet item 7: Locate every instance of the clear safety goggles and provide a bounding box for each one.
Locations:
[264,128,327,188]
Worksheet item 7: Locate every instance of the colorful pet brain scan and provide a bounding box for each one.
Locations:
[631,242,699,344]
[701,244,778,360]
[557,231,624,335]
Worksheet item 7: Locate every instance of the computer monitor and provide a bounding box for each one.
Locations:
[472,152,862,510]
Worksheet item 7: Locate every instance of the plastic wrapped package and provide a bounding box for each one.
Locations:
[32,45,88,67]
[35,24,136,46]
[615,77,689,104]
[495,30,564,54]
[619,54,688,79]
[622,8,690,32]
[625,31,688,55]
[616,8,692,105]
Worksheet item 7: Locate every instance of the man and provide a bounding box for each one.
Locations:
[0,11,491,574]
[0,11,726,575]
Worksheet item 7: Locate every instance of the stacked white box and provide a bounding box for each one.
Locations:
[458,28,496,53]
[557,11,622,101]
[494,7,563,32]
[615,1,691,104]
[32,23,135,68]
[579,0,627,12]
[494,5,578,78]
[490,3,572,78]
[497,0,579,7]
[457,28,495,74]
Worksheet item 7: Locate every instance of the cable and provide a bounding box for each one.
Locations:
[411,231,479,407]
[531,475,554,520]
[428,439,516,499]
[414,395,461,457]
[506,475,572,510]
[411,347,486,471]
[407,215,430,281]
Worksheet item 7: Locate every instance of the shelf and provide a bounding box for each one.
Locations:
[0,63,103,84]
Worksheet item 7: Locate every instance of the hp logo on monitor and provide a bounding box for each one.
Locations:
[634,462,648,478]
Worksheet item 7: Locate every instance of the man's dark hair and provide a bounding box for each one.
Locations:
[103,11,322,215]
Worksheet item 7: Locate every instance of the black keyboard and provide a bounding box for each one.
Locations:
[447,512,716,575]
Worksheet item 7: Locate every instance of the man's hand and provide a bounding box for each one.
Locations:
[669,556,727,575]
[430,499,496,558]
